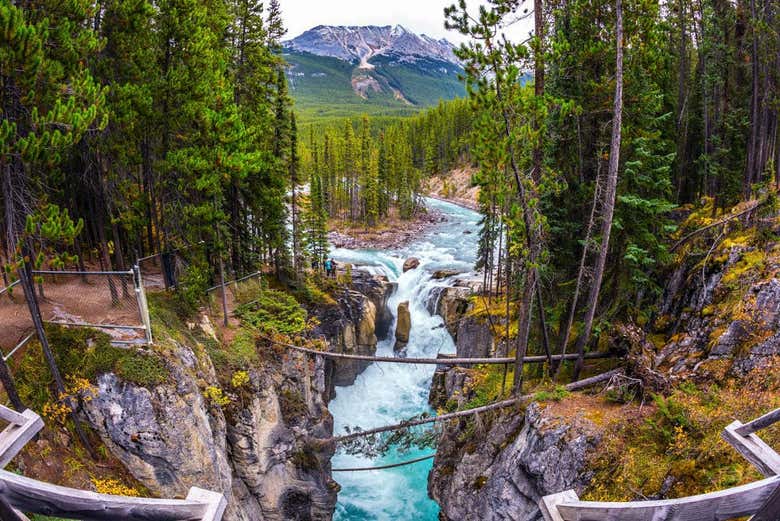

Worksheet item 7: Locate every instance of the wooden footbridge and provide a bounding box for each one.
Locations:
[0,405,226,521]
[540,408,780,521]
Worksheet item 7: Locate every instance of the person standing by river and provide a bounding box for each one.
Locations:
[324,258,337,277]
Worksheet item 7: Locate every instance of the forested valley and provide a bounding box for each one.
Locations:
[0,0,779,518]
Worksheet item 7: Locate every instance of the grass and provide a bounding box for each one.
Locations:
[584,361,780,501]
[11,325,169,412]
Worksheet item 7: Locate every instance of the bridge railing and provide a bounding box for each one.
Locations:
[0,404,226,521]
[540,407,780,521]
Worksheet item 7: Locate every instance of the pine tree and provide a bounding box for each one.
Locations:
[266,0,286,50]
[0,0,105,446]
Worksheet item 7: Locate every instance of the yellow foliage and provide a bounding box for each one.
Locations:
[91,477,140,497]
[231,370,250,389]
[42,400,70,425]
[721,249,766,286]
[203,385,231,407]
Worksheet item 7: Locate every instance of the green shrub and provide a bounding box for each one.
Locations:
[534,386,571,402]
[115,353,168,387]
[12,325,169,411]
[236,289,307,335]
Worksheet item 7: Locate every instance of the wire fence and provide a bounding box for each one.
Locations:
[138,247,265,321]
[0,282,34,362]
[0,268,153,357]
[137,252,188,290]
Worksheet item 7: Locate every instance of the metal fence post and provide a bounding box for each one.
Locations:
[133,265,153,345]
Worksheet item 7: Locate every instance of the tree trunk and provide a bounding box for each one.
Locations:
[573,0,623,380]
[554,160,603,380]
[675,0,690,202]
[744,0,760,197]
[533,0,545,184]
[1,161,25,410]
[19,247,96,458]
[536,285,553,374]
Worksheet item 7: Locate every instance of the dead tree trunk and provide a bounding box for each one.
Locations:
[573,0,624,380]
[1,162,26,411]
[19,246,96,458]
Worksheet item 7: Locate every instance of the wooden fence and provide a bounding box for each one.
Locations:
[540,407,780,521]
[0,404,225,521]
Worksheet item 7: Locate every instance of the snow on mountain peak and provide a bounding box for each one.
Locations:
[284,25,459,66]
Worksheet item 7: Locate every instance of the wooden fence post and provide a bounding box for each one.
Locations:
[539,490,579,521]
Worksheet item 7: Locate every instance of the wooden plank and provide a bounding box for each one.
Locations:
[737,408,780,436]
[0,469,210,521]
[186,488,227,521]
[0,407,29,427]
[0,495,26,521]
[555,475,780,521]
[751,483,780,521]
[262,334,616,365]
[723,420,780,477]
[539,490,579,521]
[0,410,43,469]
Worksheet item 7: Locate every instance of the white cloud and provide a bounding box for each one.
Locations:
[279,0,534,44]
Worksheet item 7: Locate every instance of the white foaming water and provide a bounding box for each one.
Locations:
[330,199,481,520]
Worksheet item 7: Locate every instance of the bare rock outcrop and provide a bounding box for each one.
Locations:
[394,301,411,352]
[350,269,396,339]
[84,314,338,520]
[314,290,378,392]
[429,403,599,521]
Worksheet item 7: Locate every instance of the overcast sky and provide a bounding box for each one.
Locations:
[279,0,534,44]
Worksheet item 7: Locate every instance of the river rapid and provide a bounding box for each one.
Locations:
[329,198,481,520]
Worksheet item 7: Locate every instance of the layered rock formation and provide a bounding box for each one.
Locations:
[652,237,780,378]
[427,225,780,521]
[84,333,336,521]
[429,403,599,521]
[314,269,395,393]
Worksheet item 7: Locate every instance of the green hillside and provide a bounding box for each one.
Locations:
[284,51,465,121]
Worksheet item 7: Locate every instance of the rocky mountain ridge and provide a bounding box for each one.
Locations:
[283,25,465,117]
[284,25,459,67]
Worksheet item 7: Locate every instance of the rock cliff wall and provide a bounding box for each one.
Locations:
[83,271,394,520]
[84,326,337,521]
[429,403,599,521]
[428,224,780,521]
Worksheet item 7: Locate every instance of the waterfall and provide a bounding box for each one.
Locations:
[329,199,481,521]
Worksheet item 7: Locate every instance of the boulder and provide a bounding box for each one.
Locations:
[394,301,411,352]
[432,269,463,280]
[403,257,420,272]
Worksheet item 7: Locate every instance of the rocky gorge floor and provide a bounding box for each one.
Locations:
[328,206,447,250]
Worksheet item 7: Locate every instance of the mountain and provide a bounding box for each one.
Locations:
[283,25,466,119]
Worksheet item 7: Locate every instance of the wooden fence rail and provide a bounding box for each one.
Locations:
[0,404,226,521]
[540,407,780,521]
[0,471,225,521]
[262,334,618,366]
